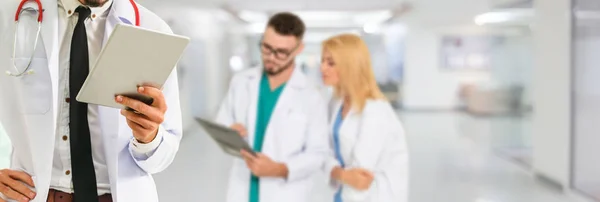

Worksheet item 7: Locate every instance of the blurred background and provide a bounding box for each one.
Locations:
[3,0,600,201]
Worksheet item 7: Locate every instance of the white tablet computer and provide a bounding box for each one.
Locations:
[76,24,190,108]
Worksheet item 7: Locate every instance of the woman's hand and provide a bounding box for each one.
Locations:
[340,168,374,191]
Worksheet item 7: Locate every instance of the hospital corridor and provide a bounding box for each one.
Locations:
[152,111,584,202]
[1,0,600,201]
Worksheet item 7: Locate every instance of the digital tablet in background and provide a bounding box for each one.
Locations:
[76,24,190,109]
[195,117,256,159]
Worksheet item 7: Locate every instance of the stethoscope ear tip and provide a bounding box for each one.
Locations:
[5,71,11,76]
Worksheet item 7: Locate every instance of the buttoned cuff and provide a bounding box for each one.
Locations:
[130,125,165,160]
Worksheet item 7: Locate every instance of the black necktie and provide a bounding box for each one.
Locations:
[69,6,99,202]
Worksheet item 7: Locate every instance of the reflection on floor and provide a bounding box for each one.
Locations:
[153,111,587,202]
[575,185,600,202]
[488,113,533,168]
[495,147,533,168]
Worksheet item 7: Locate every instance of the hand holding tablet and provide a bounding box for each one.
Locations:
[116,86,168,143]
[196,118,256,158]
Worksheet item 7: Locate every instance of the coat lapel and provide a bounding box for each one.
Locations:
[102,0,136,47]
[330,99,343,130]
[31,1,59,198]
[100,0,138,199]
[37,0,60,129]
[98,106,119,199]
[270,67,306,122]
[262,67,306,153]
[245,69,261,149]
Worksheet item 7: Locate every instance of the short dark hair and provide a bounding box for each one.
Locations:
[267,12,306,39]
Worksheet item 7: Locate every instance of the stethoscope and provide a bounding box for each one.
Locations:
[7,0,140,77]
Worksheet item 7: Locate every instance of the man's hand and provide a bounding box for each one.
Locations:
[241,150,288,178]
[340,168,374,191]
[116,86,168,143]
[0,169,36,202]
[230,123,247,138]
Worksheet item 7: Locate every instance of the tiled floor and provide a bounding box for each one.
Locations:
[575,185,600,201]
[129,112,595,201]
[398,112,578,202]
[0,111,589,201]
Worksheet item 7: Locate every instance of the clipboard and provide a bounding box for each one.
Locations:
[195,117,256,158]
[76,24,190,108]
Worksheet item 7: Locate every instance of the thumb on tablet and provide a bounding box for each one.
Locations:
[231,123,247,137]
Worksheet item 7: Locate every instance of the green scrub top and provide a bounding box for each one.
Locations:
[249,72,286,202]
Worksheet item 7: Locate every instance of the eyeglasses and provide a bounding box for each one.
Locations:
[259,41,300,60]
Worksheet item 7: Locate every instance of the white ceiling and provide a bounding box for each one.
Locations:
[144,0,530,44]
[239,10,396,29]
[140,0,490,25]
[141,0,526,33]
[141,0,405,11]
[225,0,404,11]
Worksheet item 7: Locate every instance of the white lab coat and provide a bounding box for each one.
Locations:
[0,1,183,201]
[215,67,329,202]
[324,99,409,202]
[0,123,10,169]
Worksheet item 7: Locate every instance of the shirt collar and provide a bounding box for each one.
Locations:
[59,0,113,20]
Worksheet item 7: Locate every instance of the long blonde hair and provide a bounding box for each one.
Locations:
[322,34,386,113]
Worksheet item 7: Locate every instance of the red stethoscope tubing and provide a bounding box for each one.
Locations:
[15,0,43,22]
[14,0,140,26]
[129,0,140,26]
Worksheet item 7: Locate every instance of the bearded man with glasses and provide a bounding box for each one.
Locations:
[215,12,329,202]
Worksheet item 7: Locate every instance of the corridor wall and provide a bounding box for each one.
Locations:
[572,0,600,199]
[531,0,572,189]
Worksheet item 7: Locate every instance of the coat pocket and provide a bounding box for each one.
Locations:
[279,111,308,154]
[9,58,52,115]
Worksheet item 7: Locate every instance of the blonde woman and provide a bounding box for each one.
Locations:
[321,34,409,202]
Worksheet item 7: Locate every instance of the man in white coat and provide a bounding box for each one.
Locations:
[215,12,329,202]
[0,123,10,169]
[0,0,182,201]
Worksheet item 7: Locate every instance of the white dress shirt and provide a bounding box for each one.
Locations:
[51,0,162,195]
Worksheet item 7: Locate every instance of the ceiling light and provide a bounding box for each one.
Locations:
[229,56,244,72]
[238,10,395,32]
[303,30,361,43]
[293,11,350,21]
[247,22,266,34]
[363,23,382,34]
[353,10,393,25]
[475,12,513,25]
[239,10,268,23]
[474,9,533,25]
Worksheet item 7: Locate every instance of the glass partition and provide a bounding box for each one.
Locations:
[485,32,534,168]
